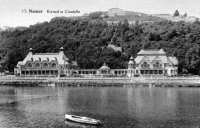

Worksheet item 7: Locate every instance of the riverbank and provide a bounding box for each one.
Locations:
[0,75,200,87]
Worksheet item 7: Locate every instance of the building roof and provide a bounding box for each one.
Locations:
[137,49,166,55]
[99,63,110,70]
[134,56,144,64]
[18,47,74,66]
[135,56,168,64]
[159,56,170,63]
[134,49,178,65]
[21,53,68,65]
[107,44,122,52]
[17,61,23,67]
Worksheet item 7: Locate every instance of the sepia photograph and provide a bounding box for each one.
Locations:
[0,0,200,127]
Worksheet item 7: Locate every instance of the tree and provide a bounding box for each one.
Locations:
[1,16,200,75]
[173,10,180,17]
[148,33,161,41]
[88,11,103,19]
[122,19,129,30]
[183,13,187,17]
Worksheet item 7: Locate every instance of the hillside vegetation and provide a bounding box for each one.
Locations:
[0,17,200,75]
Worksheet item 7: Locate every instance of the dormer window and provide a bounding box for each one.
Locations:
[155,62,159,67]
[35,63,40,68]
[142,62,149,68]
[27,63,32,68]
[51,63,57,68]
[154,62,161,68]
[43,63,48,68]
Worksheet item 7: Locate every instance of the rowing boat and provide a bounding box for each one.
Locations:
[65,114,101,125]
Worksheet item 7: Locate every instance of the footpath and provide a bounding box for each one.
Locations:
[0,75,200,87]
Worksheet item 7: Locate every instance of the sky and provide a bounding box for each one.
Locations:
[0,0,200,28]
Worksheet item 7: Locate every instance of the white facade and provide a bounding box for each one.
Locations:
[14,47,78,76]
[134,49,178,77]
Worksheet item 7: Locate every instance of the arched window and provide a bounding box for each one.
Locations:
[142,62,148,68]
[154,62,161,68]
[35,63,40,68]
[51,63,56,68]
[27,63,32,68]
[43,63,48,68]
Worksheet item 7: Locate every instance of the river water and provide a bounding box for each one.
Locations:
[0,86,200,128]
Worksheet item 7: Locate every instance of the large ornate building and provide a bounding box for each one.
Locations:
[134,49,178,77]
[15,48,178,77]
[14,47,78,76]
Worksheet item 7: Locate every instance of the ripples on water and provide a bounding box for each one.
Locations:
[1,86,200,128]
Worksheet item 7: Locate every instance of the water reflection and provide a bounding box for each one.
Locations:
[65,121,100,128]
[132,88,178,119]
[0,86,200,127]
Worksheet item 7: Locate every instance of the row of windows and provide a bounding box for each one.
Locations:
[114,70,127,75]
[171,69,177,73]
[141,62,162,68]
[78,71,97,74]
[101,70,110,74]
[140,70,163,74]
[26,62,57,68]
[21,70,58,75]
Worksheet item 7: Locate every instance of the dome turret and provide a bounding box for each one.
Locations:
[128,56,135,69]
[99,63,110,70]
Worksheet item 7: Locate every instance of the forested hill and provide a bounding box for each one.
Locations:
[0,17,200,75]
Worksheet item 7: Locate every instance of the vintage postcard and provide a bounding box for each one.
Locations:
[0,0,200,128]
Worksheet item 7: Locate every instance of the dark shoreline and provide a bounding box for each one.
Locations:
[1,81,200,88]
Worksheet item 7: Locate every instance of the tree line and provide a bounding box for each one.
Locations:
[0,17,200,75]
